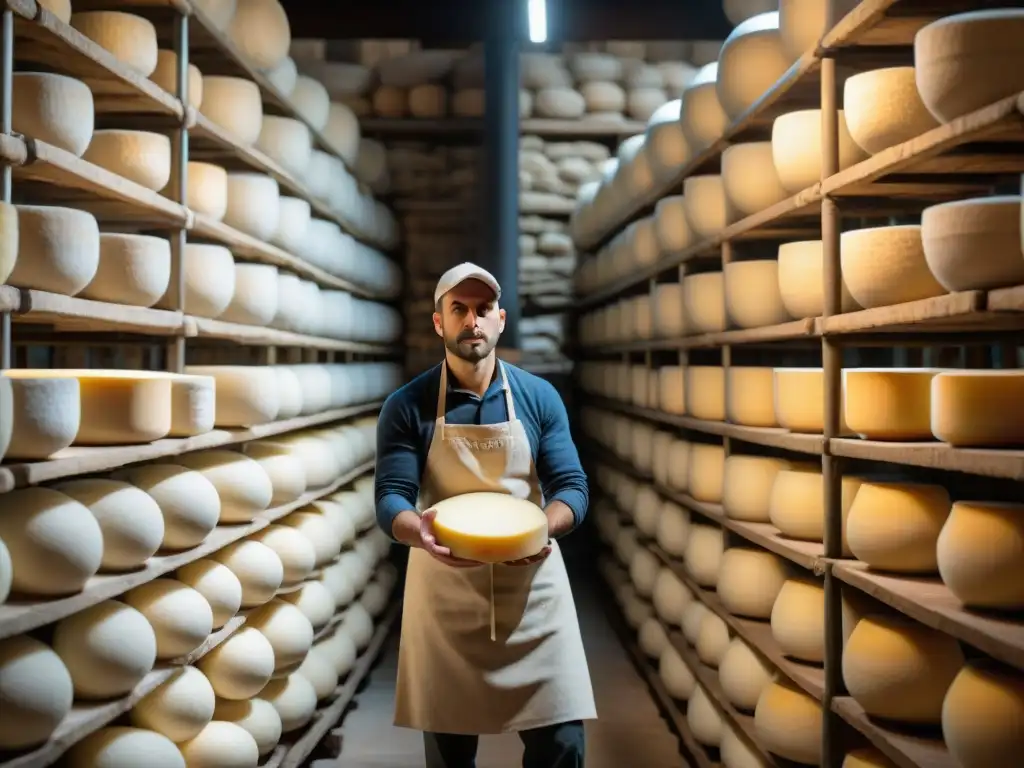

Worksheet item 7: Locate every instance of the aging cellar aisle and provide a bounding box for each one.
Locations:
[321,574,693,768]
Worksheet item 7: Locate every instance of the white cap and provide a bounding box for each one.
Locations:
[434,262,502,305]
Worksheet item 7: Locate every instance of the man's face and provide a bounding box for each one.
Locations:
[433,279,506,362]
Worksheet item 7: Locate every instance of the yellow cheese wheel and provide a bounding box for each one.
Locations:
[683,272,726,333]
[719,637,773,712]
[931,370,1024,446]
[70,11,159,76]
[771,109,868,192]
[724,260,792,328]
[726,367,776,427]
[685,524,724,587]
[771,577,827,663]
[688,684,724,746]
[664,439,691,492]
[774,367,850,433]
[778,239,861,318]
[843,367,944,440]
[754,680,822,764]
[841,225,946,309]
[716,12,791,119]
[683,175,728,238]
[843,614,964,724]
[943,660,1024,768]
[659,645,697,700]
[722,141,789,217]
[653,567,693,625]
[846,481,951,573]
[688,443,726,504]
[656,500,691,558]
[717,547,789,619]
[843,748,899,768]
[937,501,1024,609]
[769,466,861,553]
[722,455,791,522]
[686,366,725,421]
[682,600,711,645]
[653,282,688,337]
[658,366,686,415]
[431,492,548,563]
[844,67,940,154]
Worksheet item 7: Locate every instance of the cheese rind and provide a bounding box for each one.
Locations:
[931,370,1024,446]
[70,12,159,76]
[202,75,264,145]
[432,492,549,563]
[82,130,171,191]
[716,12,791,119]
[716,547,789,619]
[771,109,867,192]
[841,225,946,309]
[937,501,1024,609]
[843,367,944,440]
[724,260,791,329]
[844,67,939,154]
[943,661,1024,768]
[12,72,94,157]
[80,232,171,308]
[11,204,101,296]
[846,481,951,573]
[0,635,74,750]
[754,680,822,764]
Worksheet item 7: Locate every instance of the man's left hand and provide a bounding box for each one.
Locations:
[504,544,552,567]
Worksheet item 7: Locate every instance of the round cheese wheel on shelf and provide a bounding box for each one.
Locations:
[372,85,406,117]
[779,0,859,61]
[213,698,282,757]
[291,75,331,130]
[724,0,776,26]
[53,599,157,699]
[778,239,861,318]
[60,370,174,444]
[179,720,260,767]
[227,0,290,71]
[654,197,693,257]
[630,548,661,597]
[773,367,849,433]
[653,568,692,626]
[431,492,548,564]
[943,660,1024,768]
[0,536,9,604]
[627,88,668,122]
[689,684,724,746]
[12,72,94,157]
[639,617,669,658]
[175,560,243,629]
[624,588,653,629]
[10,203,101,295]
[66,727,185,768]
[685,523,724,587]
[754,680,822,764]
[682,599,710,645]
[318,627,358,677]
[683,175,728,238]
[218,263,279,326]
[183,162,228,220]
[281,580,336,629]
[771,109,867,193]
[719,637,773,712]
[844,67,939,154]
[843,614,964,724]
[224,172,281,241]
[722,141,788,217]
[846,481,951,573]
[938,501,1024,609]
[453,89,486,117]
[844,367,943,440]
[79,232,171,308]
[680,63,729,150]
[256,115,312,178]
[633,485,660,536]
[843,749,898,768]
[176,449,274,522]
[250,526,315,586]
[82,130,171,191]
[198,627,275,700]
[770,576,862,664]
[683,272,726,333]
[723,455,790,522]
[686,366,725,421]
[0,373,79,460]
[280,508,342,566]
[182,367,280,427]
[645,100,691,181]
[841,225,946,309]
[201,76,263,145]
[769,467,862,554]
[725,260,792,328]
[130,666,215,742]
[656,501,690,558]
[932,370,1024,446]
[123,579,214,659]
[717,12,791,119]
[214,540,284,608]
[914,10,1024,124]
[150,50,202,107]
[241,442,306,505]
[717,547,789,619]
[271,195,312,254]
[696,611,731,667]
[70,11,159,76]
[659,645,696,700]
[687,444,726,504]
[295,645,339,700]
[168,372,216,437]
[0,634,74,750]
[721,724,770,768]
[658,366,685,415]
[726,367,776,428]
[248,599,314,678]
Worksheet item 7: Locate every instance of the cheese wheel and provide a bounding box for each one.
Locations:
[723,455,790,522]
[150,50,202,107]
[721,724,770,768]
[179,720,260,767]
[431,492,548,563]
[12,72,94,157]
[213,698,282,756]
[754,680,822,764]
[645,100,691,181]
[251,526,315,586]
[697,610,731,668]
[633,485,660,536]
[80,232,171,308]
[11,204,101,295]
[938,501,1024,609]
[130,666,215,742]
[846,481,951,573]
[272,196,311,254]
[844,67,939,154]
[779,0,859,60]
[83,130,171,191]
[680,63,729,150]
[843,367,943,440]
[726,367,776,428]
[719,637,773,712]
[452,89,486,117]
[843,614,965,724]
[0,635,74,750]
[183,366,279,427]
[722,142,788,217]
[248,599,314,677]
[227,0,291,70]
[183,162,227,220]
[771,109,868,192]
[214,540,284,607]
[653,568,692,625]
[176,560,243,629]
[683,272,726,333]
[256,116,311,177]
[630,548,661,597]
[123,579,213,659]
[682,600,711,645]
[280,508,342,566]
[218,263,278,326]
[0,536,9,604]
[770,577,833,663]
[769,467,862,553]
[1,372,79,461]
[658,366,685,415]
[242,442,307,505]
[725,260,791,328]
[724,0,775,26]
[296,645,339,700]
[325,102,361,164]
[773,367,847,433]
[54,600,157,699]
[717,547,789,619]
[659,645,696,700]
[176,450,274,522]
[687,443,725,504]
[841,225,946,309]
[639,617,669,658]
[656,501,690,558]
[291,75,331,130]
[689,684,724,746]
[201,77,263,145]
[943,660,1024,768]
[0,201,13,286]
[686,366,725,421]
[683,175,728,238]
[198,627,275,700]
[717,12,791,119]
[70,12,159,76]
[224,173,280,241]
[193,0,236,29]
[685,524,724,587]
[66,727,185,768]
[281,581,336,629]
[914,10,1024,123]
[932,370,1024,446]
[778,239,861,318]
[654,197,693,259]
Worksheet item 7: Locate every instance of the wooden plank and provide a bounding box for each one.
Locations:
[831,697,953,768]
[0,402,382,493]
[0,287,184,335]
[832,561,1024,672]
[187,317,397,355]
[821,292,987,335]
[521,118,647,138]
[829,438,1024,481]
[577,318,819,353]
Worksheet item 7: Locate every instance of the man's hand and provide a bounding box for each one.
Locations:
[504,544,552,567]
[417,508,482,568]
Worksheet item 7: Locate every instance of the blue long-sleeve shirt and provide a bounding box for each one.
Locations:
[374,361,589,539]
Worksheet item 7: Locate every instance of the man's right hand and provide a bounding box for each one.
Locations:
[392,509,482,568]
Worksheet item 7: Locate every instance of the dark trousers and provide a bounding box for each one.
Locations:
[423,720,585,768]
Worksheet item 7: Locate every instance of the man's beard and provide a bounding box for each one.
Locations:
[444,329,497,362]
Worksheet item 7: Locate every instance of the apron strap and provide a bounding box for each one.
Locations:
[436,364,448,422]
[499,362,517,421]
[489,565,496,642]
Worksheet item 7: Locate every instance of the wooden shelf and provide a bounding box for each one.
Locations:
[187,317,397,354]
[360,117,647,139]
[0,286,184,335]
[0,462,374,641]
[830,697,953,768]
[0,401,382,494]
[832,561,1024,672]
[830,438,1024,481]
[522,118,647,137]
[579,319,819,353]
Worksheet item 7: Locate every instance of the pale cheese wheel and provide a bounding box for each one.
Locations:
[214,540,284,607]
[82,130,171,191]
[79,232,171,308]
[921,196,1024,292]
[431,492,548,563]
[943,660,1024,768]
[241,441,306,505]
[54,478,164,571]
[12,72,94,157]
[630,548,661,598]
[721,141,788,217]
[325,102,361,164]
[843,614,965,724]
[688,443,725,504]
[659,645,696,700]
[686,366,725,421]
[768,467,862,554]
[167,375,219,440]
[697,611,731,667]
[318,626,358,677]
[198,627,275,700]
[182,367,279,427]
[280,509,341,566]
[627,88,668,122]
[535,87,586,119]
[658,366,685,415]
[201,76,263,145]
[193,0,237,30]
[176,560,242,629]
[224,173,280,241]
[66,727,185,768]
[683,272,726,333]
[179,720,260,767]
[213,698,282,756]
[227,0,291,71]
[130,666,215,742]
[71,12,159,76]
[778,239,861,317]
[184,162,228,220]
[722,455,790,522]
[846,481,951,573]
[260,673,318,732]
[0,202,14,286]
[653,283,688,338]
[256,116,311,177]
[754,680,822,764]
[724,0,776,26]
[725,260,791,328]
[219,263,279,326]
[719,637,773,712]
[932,370,1024,446]
[581,81,626,113]
[717,547,789,619]
[291,75,331,130]
[408,83,448,117]
[247,599,314,677]
[844,67,939,154]
[680,63,729,150]
[771,109,868,192]
[653,196,693,256]
[571,52,623,83]
[176,450,273,522]
[938,501,1024,609]
[639,617,669,658]
[682,600,711,646]
[685,523,724,587]
[721,724,770,768]
[281,581,336,629]
[689,684,724,746]
[0,635,74,750]
[656,501,690,558]
[123,579,214,659]
[914,10,1024,124]
[54,600,157,699]
[249,526,315,586]
[296,645,339,700]
[341,603,375,650]
[683,175,728,238]
[841,225,946,309]
[271,196,311,254]
[633,484,660,535]
[779,0,859,60]
[726,367,776,428]
[9,204,101,295]
[844,367,942,440]
[150,50,202,107]
[717,12,791,119]
[653,568,692,625]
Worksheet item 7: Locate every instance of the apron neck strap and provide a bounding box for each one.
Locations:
[436,360,517,423]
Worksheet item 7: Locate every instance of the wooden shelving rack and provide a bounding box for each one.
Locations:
[573,1,1024,767]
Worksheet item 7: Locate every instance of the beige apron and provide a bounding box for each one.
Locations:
[394,362,597,735]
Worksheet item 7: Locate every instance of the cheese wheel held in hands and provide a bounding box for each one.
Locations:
[431,492,549,563]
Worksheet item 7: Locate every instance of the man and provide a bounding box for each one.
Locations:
[375,262,596,768]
